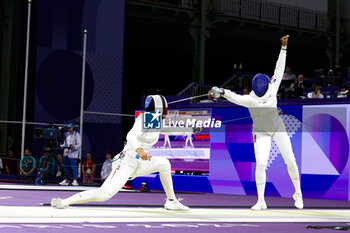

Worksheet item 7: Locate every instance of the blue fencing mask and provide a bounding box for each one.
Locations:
[252,73,270,97]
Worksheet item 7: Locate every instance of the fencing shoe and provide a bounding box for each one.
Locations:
[164,199,190,211]
[251,201,267,211]
[293,192,304,209]
[51,198,68,209]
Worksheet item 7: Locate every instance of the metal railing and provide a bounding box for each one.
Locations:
[177,73,255,102]
[134,0,199,10]
[220,72,255,90]
[177,82,212,103]
[131,0,347,34]
[209,0,329,32]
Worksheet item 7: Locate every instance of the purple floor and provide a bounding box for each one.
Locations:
[0,223,346,233]
[1,188,349,233]
[1,188,350,208]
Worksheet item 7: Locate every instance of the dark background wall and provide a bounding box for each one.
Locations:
[0,0,38,157]
[0,0,349,163]
[33,0,126,170]
[122,1,334,128]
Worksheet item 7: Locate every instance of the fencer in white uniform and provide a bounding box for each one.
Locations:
[211,35,303,210]
[51,95,195,211]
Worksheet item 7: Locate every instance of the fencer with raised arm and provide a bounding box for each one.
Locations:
[51,95,196,211]
[211,35,303,211]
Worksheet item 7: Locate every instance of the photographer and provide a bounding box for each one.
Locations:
[59,123,81,186]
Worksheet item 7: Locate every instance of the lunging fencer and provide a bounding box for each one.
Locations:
[51,95,198,211]
[211,35,303,210]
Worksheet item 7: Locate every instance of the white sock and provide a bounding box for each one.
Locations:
[255,164,267,202]
[159,170,176,200]
[64,164,134,205]
[287,162,302,194]
[64,189,104,205]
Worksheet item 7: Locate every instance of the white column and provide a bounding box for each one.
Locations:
[79,29,88,177]
[21,0,32,158]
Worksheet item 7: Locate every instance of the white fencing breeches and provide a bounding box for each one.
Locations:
[253,124,301,201]
[63,157,176,205]
[273,129,301,195]
[253,132,271,202]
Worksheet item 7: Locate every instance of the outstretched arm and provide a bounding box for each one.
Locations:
[272,35,289,92]
[210,87,255,108]
[223,90,256,108]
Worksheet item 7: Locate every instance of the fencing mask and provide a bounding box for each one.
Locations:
[252,73,270,97]
[145,95,168,119]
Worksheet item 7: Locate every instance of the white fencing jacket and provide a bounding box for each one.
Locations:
[223,46,287,134]
[119,113,192,167]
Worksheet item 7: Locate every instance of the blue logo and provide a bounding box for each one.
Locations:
[143,111,161,129]
[145,96,153,109]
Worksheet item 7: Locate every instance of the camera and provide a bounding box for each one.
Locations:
[34,126,66,184]
[35,126,66,152]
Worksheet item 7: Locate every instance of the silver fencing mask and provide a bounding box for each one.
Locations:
[144,95,168,119]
